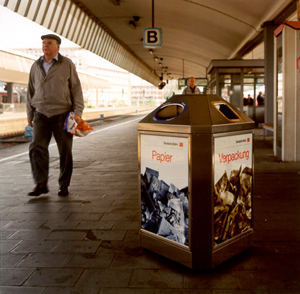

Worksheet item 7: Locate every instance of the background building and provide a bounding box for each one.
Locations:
[12,47,165,109]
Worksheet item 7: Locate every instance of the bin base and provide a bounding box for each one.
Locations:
[140,230,192,268]
[212,229,254,268]
[140,229,253,269]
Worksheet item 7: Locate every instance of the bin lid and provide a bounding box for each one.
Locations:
[138,94,255,134]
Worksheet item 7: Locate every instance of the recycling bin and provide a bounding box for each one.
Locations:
[137,94,255,269]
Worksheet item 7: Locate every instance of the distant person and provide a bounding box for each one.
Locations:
[257,91,264,106]
[247,94,253,105]
[243,96,248,106]
[182,77,201,94]
[26,34,84,197]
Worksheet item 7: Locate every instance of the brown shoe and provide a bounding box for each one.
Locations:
[58,186,69,196]
[28,184,49,196]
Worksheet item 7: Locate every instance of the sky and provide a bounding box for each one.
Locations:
[0,5,151,84]
[0,6,79,49]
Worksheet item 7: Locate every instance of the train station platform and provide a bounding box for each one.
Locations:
[0,113,299,293]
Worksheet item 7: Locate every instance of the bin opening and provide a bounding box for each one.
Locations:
[212,102,241,121]
[153,102,186,122]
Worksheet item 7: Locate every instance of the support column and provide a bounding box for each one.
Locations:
[263,22,277,126]
[216,70,220,96]
[96,88,99,107]
[274,22,300,162]
[240,69,244,111]
[281,25,300,162]
[6,83,14,103]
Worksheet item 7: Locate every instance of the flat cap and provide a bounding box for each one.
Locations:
[41,34,61,44]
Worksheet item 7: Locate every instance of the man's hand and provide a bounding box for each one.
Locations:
[74,115,81,124]
[28,120,33,127]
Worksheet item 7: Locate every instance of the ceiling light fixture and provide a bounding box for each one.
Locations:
[109,0,120,6]
[149,49,153,54]
[129,20,136,29]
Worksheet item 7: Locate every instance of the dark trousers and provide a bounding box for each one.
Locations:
[29,111,73,187]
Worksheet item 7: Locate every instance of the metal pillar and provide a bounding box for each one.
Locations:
[96,88,98,107]
[263,22,277,127]
[6,83,14,103]
[274,22,300,162]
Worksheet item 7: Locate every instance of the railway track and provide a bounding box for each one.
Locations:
[0,114,130,149]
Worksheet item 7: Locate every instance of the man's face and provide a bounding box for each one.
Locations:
[42,38,59,58]
[189,78,196,88]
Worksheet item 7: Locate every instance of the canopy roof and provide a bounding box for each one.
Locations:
[2,0,297,86]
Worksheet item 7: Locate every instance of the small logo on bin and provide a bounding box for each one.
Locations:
[247,138,250,142]
[179,142,183,147]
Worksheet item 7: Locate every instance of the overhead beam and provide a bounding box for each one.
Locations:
[232,0,297,59]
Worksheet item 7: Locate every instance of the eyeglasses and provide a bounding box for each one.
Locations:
[42,41,58,46]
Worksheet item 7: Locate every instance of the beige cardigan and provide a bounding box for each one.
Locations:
[27,53,84,121]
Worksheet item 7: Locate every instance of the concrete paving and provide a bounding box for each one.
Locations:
[0,113,299,294]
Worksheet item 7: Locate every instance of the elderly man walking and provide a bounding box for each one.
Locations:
[26,34,84,197]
